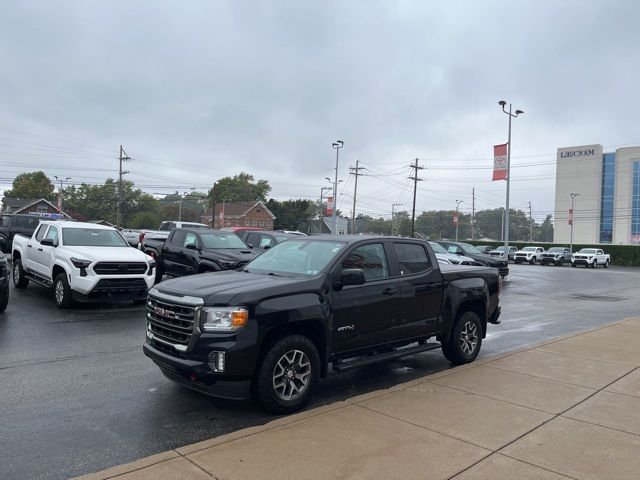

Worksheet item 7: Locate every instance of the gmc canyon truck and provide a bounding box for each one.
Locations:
[143,228,259,282]
[12,221,156,308]
[144,235,501,413]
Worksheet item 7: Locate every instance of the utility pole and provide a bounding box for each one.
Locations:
[528,201,533,242]
[409,158,423,238]
[54,176,71,214]
[570,193,580,252]
[117,145,130,228]
[455,200,463,242]
[391,203,403,235]
[331,140,344,234]
[349,160,365,234]
[471,188,476,240]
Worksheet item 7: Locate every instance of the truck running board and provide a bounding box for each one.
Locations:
[332,342,442,373]
[25,272,53,288]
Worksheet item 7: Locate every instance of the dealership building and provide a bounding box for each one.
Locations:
[554,144,640,245]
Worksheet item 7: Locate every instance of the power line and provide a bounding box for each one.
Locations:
[409,158,424,237]
[117,145,131,228]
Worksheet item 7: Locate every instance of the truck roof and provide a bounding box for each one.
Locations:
[40,220,115,230]
[294,235,425,244]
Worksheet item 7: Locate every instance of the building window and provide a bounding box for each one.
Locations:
[599,153,615,243]
[632,161,640,241]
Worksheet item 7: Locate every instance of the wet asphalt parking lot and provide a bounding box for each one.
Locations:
[1,263,640,479]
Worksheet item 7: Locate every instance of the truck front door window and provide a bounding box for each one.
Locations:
[44,226,59,245]
[341,243,388,281]
[35,225,47,242]
[183,232,198,248]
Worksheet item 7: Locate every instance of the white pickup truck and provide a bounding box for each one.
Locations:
[138,221,210,248]
[571,248,610,268]
[12,221,157,308]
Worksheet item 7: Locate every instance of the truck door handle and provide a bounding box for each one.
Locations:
[27,244,32,248]
[383,287,397,296]
[37,247,43,251]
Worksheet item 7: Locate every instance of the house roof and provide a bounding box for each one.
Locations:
[3,197,72,218]
[213,201,276,219]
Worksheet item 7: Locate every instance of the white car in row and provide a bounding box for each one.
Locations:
[513,246,545,264]
[572,248,611,268]
[12,221,156,308]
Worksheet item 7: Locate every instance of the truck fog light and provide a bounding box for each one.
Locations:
[209,351,225,372]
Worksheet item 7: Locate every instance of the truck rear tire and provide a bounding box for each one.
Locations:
[54,273,74,309]
[12,259,29,289]
[442,311,482,365]
[253,334,320,414]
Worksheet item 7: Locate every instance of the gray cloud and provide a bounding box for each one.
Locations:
[0,0,637,221]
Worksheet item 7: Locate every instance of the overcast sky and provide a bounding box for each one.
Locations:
[1,0,638,222]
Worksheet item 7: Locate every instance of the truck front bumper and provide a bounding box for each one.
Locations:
[143,343,251,400]
[71,275,155,303]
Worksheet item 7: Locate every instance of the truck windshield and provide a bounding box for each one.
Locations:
[548,247,564,253]
[428,242,448,254]
[522,247,538,252]
[245,239,346,276]
[62,228,129,247]
[459,243,481,254]
[578,249,598,254]
[200,232,247,249]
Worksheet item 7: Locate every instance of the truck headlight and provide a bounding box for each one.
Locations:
[201,307,248,332]
[70,258,92,269]
[217,260,237,269]
[147,260,156,276]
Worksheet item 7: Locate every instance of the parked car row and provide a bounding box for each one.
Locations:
[476,244,611,268]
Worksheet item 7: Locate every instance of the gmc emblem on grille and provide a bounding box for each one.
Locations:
[154,306,175,319]
[118,264,127,272]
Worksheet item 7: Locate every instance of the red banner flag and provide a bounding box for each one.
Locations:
[452,213,458,226]
[492,143,508,181]
[326,196,334,216]
[568,208,573,225]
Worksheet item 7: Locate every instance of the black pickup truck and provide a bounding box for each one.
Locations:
[0,214,46,253]
[142,228,259,282]
[143,235,501,413]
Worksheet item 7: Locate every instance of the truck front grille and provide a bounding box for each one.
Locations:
[93,262,148,275]
[146,296,199,352]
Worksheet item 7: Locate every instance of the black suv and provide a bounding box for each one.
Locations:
[437,241,509,277]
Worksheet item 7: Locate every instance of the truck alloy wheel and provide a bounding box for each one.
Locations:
[254,334,320,414]
[54,273,73,308]
[442,311,482,364]
[272,349,311,401]
[604,260,609,268]
[12,260,29,289]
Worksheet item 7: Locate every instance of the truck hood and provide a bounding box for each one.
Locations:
[154,270,323,305]
[62,246,151,262]
[435,252,477,264]
[201,248,259,263]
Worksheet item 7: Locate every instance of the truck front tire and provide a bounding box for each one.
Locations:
[54,273,74,309]
[442,311,482,364]
[253,334,320,414]
[12,259,29,289]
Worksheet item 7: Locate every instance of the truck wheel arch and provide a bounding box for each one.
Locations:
[52,263,71,282]
[258,320,329,378]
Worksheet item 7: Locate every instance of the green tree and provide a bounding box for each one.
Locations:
[266,199,319,230]
[538,214,554,242]
[208,173,271,207]
[3,171,56,201]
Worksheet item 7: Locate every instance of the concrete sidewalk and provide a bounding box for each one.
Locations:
[76,317,640,480]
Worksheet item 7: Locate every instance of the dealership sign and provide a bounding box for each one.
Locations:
[492,143,508,181]
[560,148,595,158]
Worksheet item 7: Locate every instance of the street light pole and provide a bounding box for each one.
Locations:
[54,176,71,214]
[570,193,580,252]
[455,200,463,242]
[331,140,344,234]
[498,101,524,261]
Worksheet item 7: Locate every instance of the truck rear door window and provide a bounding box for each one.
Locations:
[341,243,389,281]
[393,243,430,275]
[183,232,198,248]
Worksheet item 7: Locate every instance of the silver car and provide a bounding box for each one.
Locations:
[429,242,482,266]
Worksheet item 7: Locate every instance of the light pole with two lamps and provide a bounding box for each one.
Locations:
[498,100,524,261]
[331,140,344,234]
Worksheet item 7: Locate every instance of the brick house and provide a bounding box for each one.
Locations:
[2,197,72,219]
[201,201,276,230]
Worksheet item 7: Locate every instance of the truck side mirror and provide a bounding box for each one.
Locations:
[338,268,366,287]
[41,238,56,247]
[185,243,198,250]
